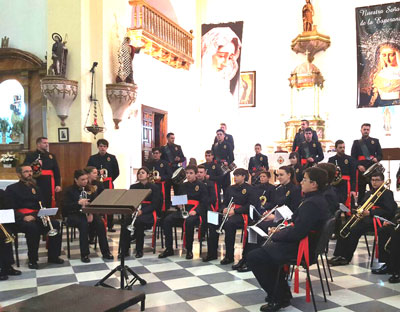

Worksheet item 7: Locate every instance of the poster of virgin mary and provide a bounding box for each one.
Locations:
[357,2,400,108]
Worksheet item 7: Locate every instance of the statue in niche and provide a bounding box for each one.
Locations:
[48,33,68,77]
[116,37,141,84]
[302,0,314,32]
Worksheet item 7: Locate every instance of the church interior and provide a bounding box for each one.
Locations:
[0,0,400,311]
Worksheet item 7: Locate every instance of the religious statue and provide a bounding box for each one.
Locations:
[48,33,68,77]
[116,37,140,84]
[302,0,314,32]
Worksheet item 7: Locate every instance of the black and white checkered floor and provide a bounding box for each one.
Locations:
[1,225,400,312]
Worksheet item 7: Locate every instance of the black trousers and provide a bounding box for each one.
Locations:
[333,217,373,262]
[16,218,62,263]
[242,220,274,260]
[164,181,180,210]
[67,213,110,257]
[120,214,154,254]
[206,222,220,258]
[0,241,14,271]
[357,173,371,206]
[247,241,297,303]
[378,226,400,274]
[223,214,244,259]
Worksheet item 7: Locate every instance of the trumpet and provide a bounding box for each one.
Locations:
[340,179,390,239]
[0,223,14,244]
[253,205,278,227]
[127,205,142,233]
[179,205,189,219]
[216,198,234,234]
[99,166,108,182]
[262,219,291,246]
[39,201,58,237]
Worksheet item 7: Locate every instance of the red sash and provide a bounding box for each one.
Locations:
[213,182,219,212]
[231,204,248,249]
[17,208,37,214]
[155,181,166,212]
[152,210,157,249]
[371,206,382,259]
[358,156,366,161]
[301,159,307,166]
[183,200,202,248]
[103,177,113,189]
[41,170,56,208]
[342,175,351,213]
[294,234,311,303]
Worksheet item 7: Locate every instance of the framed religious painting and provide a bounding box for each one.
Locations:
[58,127,69,142]
[239,71,256,108]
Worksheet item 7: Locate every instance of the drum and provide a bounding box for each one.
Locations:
[228,162,237,172]
[171,167,186,184]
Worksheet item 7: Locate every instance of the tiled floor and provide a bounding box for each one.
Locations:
[1,225,399,312]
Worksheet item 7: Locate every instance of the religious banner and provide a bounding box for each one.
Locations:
[357,2,400,108]
[201,22,243,100]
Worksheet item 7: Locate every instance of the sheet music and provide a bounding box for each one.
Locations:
[172,195,188,206]
[247,225,269,244]
[0,209,15,223]
[274,205,292,222]
[37,208,58,217]
[339,203,350,213]
[207,211,219,225]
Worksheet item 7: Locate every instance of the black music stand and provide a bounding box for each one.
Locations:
[83,189,151,290]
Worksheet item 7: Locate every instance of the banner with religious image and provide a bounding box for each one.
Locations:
[201,22,243,100]
[356,2,400,108]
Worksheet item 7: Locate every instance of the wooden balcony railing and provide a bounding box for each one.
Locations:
[128,0,194,70]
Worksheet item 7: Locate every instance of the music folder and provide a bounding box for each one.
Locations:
[82,189,151,215]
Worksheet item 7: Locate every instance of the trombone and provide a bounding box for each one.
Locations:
[340,179,390,239]
[216,198,234,234]
[0,223,14,244]
[39,201,58,237]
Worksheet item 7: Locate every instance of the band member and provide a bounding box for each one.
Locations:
[298,127,324,167]
[351,123,383,205]
[220,168,256,265]
[292,120,318,152]
[84,166,105,244]
[146,147,172,215]
[232,170,276,272]
[0,190,21,281]
[5,165,63,269]
[120,167,160,258]
[248,143,269,184]
[288,152,303,183]
[247,167,331,312]
[212,129,234,197]
[373,212,400,283]
[159,165,207,259]
[87,139,120,232]
[214,123,235,151]
[329,172,396,266]
[62,170,114,263]
[24,137,61,208]
[201,150,224,211]
[161,133,186,209]
[328,140,357,208]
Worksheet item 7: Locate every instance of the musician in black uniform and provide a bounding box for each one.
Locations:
[87,139,120,232]
[5,165,63,269]
[24,137,61,209]
[329,172,396,266]
[248,143,269,185]
[247,167,331,312]
[201,150,224,211]
[288,152,303,183]
[62,170,113,263]
[212,129,234,198]
[120,167,160,258]
[220,168,257,265]
[160,133,186,210]
[214,123,235,151]
[373,210,400,283]
[292,120,318,152]
[351,123,383,205]
[0,189,21,281]
[159,165,207,259]
[298,128,324,168]
[328,140,357,208]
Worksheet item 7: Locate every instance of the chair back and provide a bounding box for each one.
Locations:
[314,217,336,258]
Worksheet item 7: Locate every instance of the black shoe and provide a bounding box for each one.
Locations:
[0,273,8,281]
[158,249,174,258]
[389,274,400,283]
[260,301,284,312]
[108,228,116,233]
[81,256,91,263]
[102,253,114,260]
[220,257,234,265]
[7,267,22,276]
[135,251,143,258]
[118,252,130,259]
[202,254,218,262]
[48,257,64,265]
[372,264,388,275]
[28,262,39,270]
[328,256,349,266]
[237,264,251,272]
[88,239,96,244]
[232,258,246,270]
[186,251,193,260]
